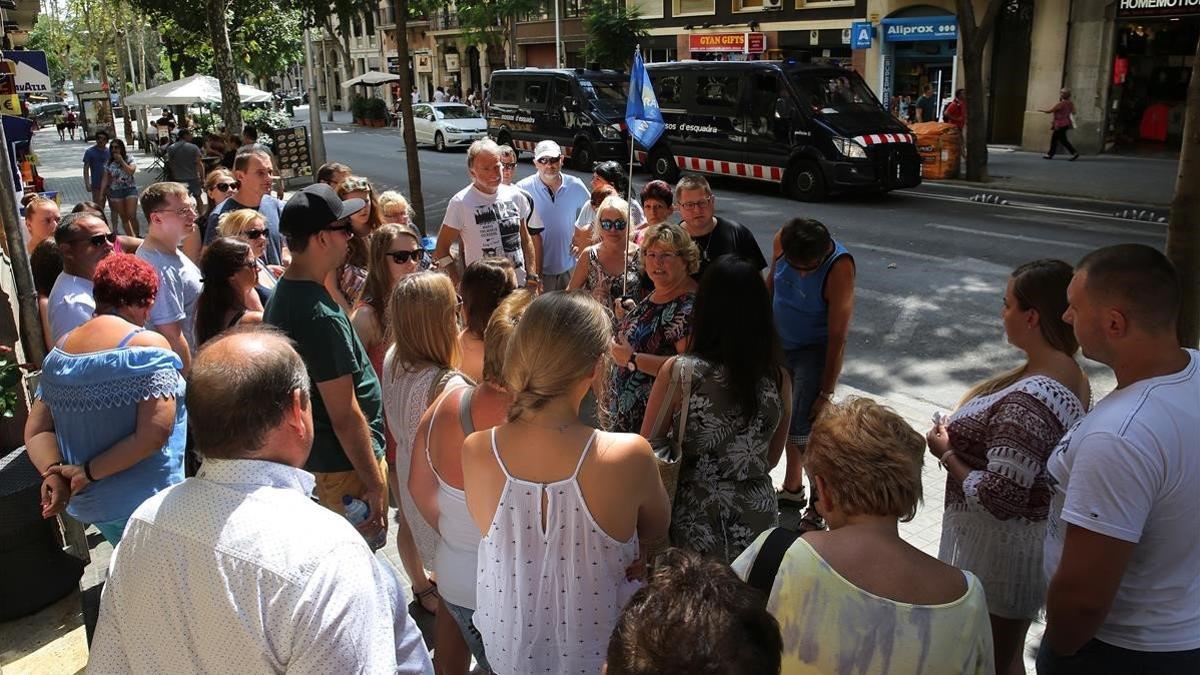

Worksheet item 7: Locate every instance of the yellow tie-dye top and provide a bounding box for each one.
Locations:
[732,531,995,675]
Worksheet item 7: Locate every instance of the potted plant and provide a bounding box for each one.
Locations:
[364,98,387,127]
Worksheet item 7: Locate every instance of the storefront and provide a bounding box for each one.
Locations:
[878,11,957,123]
[686,32,767,61]
[1108,0,1199,154]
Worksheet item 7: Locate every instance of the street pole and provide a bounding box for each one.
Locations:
[0,125,47,365]
[304,28,327,168]
[554,0,562,67]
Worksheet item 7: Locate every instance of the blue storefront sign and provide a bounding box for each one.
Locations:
[881,17,958,42]
[850,22,874,49]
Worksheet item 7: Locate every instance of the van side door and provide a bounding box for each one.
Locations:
[742,71,795,176]
[514,76,551,150]
[545,75,573,140]
[681,71,744,172]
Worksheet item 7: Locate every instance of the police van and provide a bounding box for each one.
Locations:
[486,68,630,169]
[643,61,921,201]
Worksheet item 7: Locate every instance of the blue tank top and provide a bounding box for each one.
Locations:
[773,240,851,349]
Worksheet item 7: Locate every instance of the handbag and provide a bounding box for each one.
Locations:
[647,356,694,505]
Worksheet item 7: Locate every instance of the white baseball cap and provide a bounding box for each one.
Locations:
[533,140,563,161]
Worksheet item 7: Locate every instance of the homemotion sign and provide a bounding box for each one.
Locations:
[1118,0,1200,16]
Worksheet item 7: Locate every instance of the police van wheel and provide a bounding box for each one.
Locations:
[572,141,595,171]
[434,132,447,152]
[785,161,827,202]
[648,148,679,183]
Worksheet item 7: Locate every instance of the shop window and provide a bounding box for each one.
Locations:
[627,0,664,18]
[732,0,763,10]
[674,0,714,16]
[695,75,739,110]
[647,48,677,63]
[520,0,551,20]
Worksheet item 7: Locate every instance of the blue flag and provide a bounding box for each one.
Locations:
[625,50,664,150]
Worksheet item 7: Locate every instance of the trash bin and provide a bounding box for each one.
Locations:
[908,122,961,180]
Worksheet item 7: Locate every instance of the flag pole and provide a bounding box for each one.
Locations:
[622,45,640,299]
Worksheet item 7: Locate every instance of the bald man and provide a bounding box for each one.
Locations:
[89,326,433,674]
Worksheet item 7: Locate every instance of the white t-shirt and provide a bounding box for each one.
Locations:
[136,245,204,352]
[48,273,95,342]
[442,183,531,284]
[1043,349,1200,652]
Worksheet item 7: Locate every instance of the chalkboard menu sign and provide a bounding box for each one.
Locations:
[268,126,312,180]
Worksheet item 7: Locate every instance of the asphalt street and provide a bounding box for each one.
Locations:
[315,122,1166,420]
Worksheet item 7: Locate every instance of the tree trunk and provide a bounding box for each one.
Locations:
[1166,35,1200,348]
[206,0,242,136]
[112,18,134,146]
[322,39,335,121]
[395,0,426,233]
[956,0,1004,182]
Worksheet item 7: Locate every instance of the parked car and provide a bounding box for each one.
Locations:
[29,102,69,125]
[404,102,488,151]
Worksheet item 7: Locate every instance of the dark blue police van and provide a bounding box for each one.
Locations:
[643,60,921,201]
[486,68,631,169]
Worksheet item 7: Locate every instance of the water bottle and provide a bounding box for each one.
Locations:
[342,495,386,551]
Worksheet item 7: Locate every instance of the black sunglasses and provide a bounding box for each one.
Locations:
[323,219,354,235]
[242,228,267,240]
[599,218,627,232]
[70,232,117,247]
[386,250,421,264]
[213,181,239,192]
[536,156,561,165]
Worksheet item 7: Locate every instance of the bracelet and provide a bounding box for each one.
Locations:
[938,452,955,471]
[83,460,98,482]
[41,461,64,478]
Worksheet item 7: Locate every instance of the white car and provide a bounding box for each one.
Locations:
[406,103,488,151]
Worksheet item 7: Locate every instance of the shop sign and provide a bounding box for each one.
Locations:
[416,54,432,73]
[445,53,460,71]
[2,51,51,95]
[881,17,958,42]
[1117,0,1200,17]
[851,21,874,49]
[688,32,766,54]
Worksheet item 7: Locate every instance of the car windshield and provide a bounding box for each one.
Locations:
[437,105,481,120]
[790,72,879,114]
[578,78,628,104]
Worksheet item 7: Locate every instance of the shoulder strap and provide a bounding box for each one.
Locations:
[746,527,801,601]
[647,358,682,439]
[116,327,145,348]
[425,367,452,407]
[569,430,598,480]
[676,356,694,441]
[458,386,476,435]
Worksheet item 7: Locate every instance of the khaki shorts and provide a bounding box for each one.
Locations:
[312,456,388,516]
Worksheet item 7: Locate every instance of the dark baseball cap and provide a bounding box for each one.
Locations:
[279,183,366,239]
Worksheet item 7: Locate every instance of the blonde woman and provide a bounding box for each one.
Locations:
[218,208,280,303]
[334,176,383,309]
[411,290,533,675]
[605,222,699,433]
[462,291,670,675]
[378,190,414,226]
[351,223,423,548]
[381,271,470,620]
[567,194,642,310]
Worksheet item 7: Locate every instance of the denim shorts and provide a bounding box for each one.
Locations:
[784,345,827,447]
[443,599,491,672]
[108,185,138,200]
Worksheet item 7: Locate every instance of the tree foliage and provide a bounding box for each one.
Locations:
[583,0,648,70]
[455,0,543,68]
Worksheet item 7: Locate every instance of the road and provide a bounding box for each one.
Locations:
[313,121,1166,418]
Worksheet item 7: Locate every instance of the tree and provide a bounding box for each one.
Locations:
[1166,35,1200,348]
[389,0,427,232]
[456,0,542,69]
[954,0,1004,182]
[583,0,648,70]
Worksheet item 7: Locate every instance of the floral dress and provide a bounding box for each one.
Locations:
[603,291,694,433]
[665,356,783,564]
[582,246,642,315]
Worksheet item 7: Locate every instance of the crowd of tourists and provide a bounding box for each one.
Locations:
[20,134,1199,675]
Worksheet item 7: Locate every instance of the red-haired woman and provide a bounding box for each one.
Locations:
[24,253,187,545]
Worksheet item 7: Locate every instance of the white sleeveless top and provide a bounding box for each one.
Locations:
[474,428,640,675]
[425,388,484,610]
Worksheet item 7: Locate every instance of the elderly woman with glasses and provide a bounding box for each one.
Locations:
[25,254,187,546]
[603,222,698,433]
[567,194,642,311]
[573,162,645,251]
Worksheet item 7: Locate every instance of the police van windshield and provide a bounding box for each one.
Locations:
[578,78,628,104]
[790,72,879,114]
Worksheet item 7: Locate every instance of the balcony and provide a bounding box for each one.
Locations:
[431,12,460,30]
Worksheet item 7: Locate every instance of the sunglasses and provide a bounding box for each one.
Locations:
[599,218,627,232]
[341,178,371,192]
[386,249,421,264]
[212,182,239,192]
[242,228,267,240]
[323,220,354,235]
[536,157,561,165]
[71,232,118,247]
[501,162,517,170]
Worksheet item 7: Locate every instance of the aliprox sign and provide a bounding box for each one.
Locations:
[1118,0,1200,16]
[880,17,958,42]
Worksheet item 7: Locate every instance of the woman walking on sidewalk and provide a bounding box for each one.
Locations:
[100,139,141,236]
[1041,89,1079,161]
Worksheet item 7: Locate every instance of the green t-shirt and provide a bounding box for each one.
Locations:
[264,277,384,473]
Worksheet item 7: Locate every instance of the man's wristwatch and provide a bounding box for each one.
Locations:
[626,353,638,372]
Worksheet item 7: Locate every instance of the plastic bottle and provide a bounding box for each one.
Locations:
[342,495,386,551]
